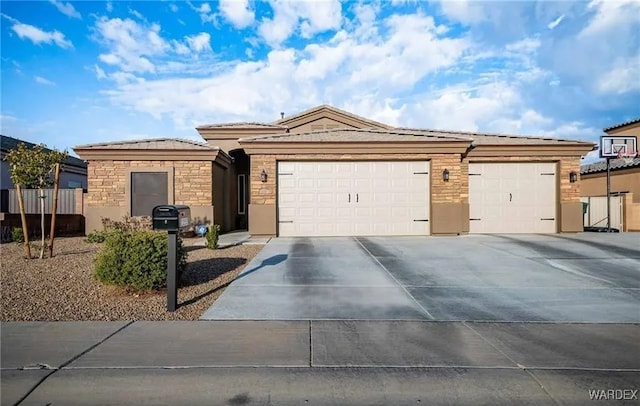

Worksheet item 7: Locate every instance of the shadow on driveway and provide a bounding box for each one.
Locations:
[180,255,287,309]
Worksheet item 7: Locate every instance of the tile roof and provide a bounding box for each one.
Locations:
[396,128,594,145]
[73,138,218,150]
[243,127,594,146]
[603,118,640,132]
[581,157,640,174]
[241,128,473,143]
[196,122,287,130]
[1,134,87,168]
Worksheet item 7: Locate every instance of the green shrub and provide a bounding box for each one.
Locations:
[94,230,187,291]
[11,228,24,243]
[86,230,113,243]
[206,224,221,249]
[87,215,152,244]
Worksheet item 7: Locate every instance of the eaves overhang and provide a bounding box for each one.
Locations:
[73,148,229,163]
[239,140,472,155]
[465,143,597,158]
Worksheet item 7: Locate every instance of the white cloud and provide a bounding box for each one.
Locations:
[505,37,540,54]
[259,0,342,46]
[545,0,640,96]
[192,2,217,24]
[1,114,19,123]
[94,65,107,80]
[547,14,564,29]
[106,1,113,12]
[437,0,487,25]
[35,76,56,86]
[596,58,640,94]
[219,0,254,28]
[412,82,522,132]
[94,17,170,73]
[99,11,468,125]
[10,21,73,49]
[343,96,406,126]
[11,60,22,75]
[173,41,190,55]
[49,0,81,19]
[186,33,212,53]
[93,16,219,81]
[580,0,640,37]
[170,3,178,13]
[129,8,144,20]
[99,53,121,65]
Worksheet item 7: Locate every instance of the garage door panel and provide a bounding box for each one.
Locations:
[469,163,556,234]
[298,208,315,217]
[335,179,352,189]
[277,161,430,237]
[279,194,296,205]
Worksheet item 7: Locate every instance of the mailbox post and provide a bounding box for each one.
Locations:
[152,205,191,312]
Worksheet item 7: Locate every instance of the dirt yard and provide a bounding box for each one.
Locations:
[0,237,263,321]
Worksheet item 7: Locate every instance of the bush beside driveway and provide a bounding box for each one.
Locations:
[0,237,263,321]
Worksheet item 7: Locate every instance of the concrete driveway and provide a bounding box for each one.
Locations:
[201,233,640,322]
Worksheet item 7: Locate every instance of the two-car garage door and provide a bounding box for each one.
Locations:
[469,163,557,233]
[278,161,430,237]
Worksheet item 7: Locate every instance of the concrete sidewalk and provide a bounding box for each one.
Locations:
[193,231,271,249]
[2,321,639,405]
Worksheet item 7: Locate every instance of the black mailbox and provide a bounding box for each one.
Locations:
[152,205,191,231]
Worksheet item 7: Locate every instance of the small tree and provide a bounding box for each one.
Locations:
[5,142,68,259]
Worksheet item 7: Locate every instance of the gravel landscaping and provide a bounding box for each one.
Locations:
[0,236,264,321]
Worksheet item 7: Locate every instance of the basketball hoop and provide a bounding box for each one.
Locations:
[617,149,636,165]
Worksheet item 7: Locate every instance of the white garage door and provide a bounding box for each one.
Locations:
[469,163,557,233]
[278,161,430,237]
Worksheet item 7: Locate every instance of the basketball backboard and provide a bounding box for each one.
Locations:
[600,136,638,158]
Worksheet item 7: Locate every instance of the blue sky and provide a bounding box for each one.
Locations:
[1,0,639,161]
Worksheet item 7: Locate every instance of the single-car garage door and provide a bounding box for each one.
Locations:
[469,162,557,233]
[278,161,430,237]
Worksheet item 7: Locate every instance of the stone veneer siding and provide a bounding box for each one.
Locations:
[86,160,213,208]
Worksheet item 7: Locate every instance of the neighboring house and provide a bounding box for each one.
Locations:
[1,135,88,190]
[580,118,640,231]
[74,105,595,236]
[1,135,88,212]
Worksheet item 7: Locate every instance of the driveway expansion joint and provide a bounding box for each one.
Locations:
[462,322,564,406]
[12,321,134,406]
[353,237,435,320]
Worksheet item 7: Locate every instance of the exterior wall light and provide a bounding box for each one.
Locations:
[442,169,450,182]
[260,169,268,183]
[569,171,578,183]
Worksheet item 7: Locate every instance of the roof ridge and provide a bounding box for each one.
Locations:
[273,104,391,128]
[196,122,287,129]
